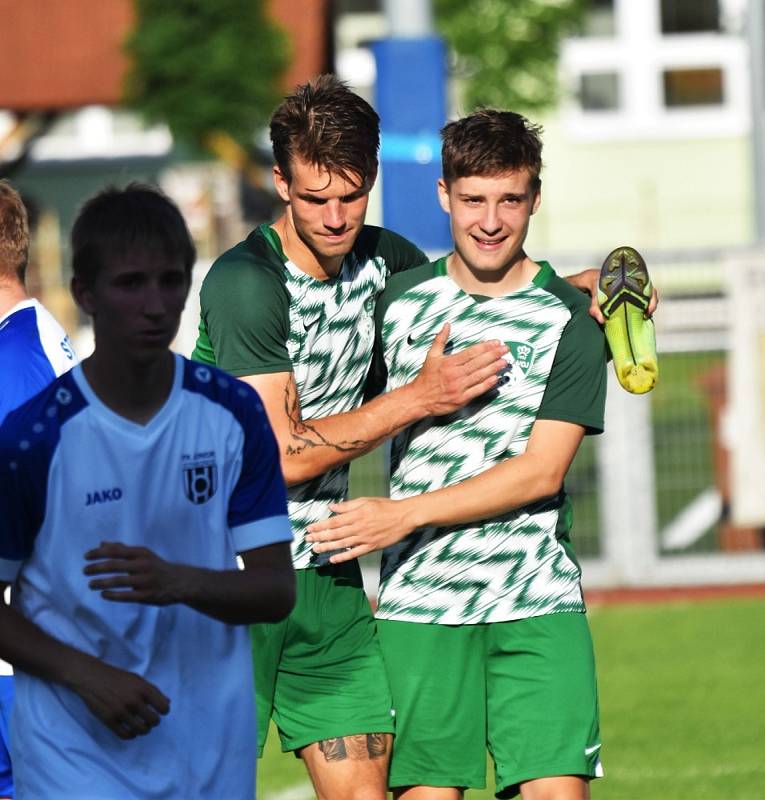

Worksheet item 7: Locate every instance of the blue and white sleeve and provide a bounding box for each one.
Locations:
[0,437,41,582]
[228,395,292,554]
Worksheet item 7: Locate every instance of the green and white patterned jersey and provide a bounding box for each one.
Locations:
[193,223,426,569]
[372,258,607,624]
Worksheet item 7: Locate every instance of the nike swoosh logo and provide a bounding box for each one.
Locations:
[585,744,602,756]
[303,317,321,332]
[407,333,450,347]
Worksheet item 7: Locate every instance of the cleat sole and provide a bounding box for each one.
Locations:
[598,246,658,394]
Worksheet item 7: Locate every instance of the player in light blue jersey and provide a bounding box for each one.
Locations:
[0,179,79,799]
[0,297,76,423]
[0,181,76,426]
[0,184,295,799]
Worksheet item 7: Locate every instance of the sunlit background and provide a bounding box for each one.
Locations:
[2,2,764,797]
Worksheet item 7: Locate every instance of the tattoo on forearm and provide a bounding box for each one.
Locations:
[283,380,375,456]
[318,734,389,763]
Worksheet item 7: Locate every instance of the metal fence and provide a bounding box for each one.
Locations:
[584,252,765,588]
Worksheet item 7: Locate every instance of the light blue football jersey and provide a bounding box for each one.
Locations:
[0,355,292,799]
[0,298,77,799]
[0,299,76,425]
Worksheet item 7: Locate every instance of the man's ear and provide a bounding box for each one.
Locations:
[364,167,378,194]
[531,182,542,215]
[273,165,290,204]
[70,276,95,316]
[437,178,451,214]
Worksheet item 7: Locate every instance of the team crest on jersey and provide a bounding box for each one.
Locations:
[500,342,536,387]
[182,453,218,504]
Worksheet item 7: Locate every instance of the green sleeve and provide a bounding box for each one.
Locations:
[191,315,216,365]
[196,253,292,377]
[537,302,607,434]
[355,226,427,276]
[381,230,427,276]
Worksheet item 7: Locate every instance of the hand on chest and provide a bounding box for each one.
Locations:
[393,311,539,396]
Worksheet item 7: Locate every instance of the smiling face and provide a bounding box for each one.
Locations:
[73,248,190,364]
[438,169,541,293]
[273,157,373,278]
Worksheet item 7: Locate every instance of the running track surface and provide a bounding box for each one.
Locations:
[585,582,765,605]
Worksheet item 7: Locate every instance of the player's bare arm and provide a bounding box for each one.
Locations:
[244,323,508,486]
[84,541,295,624]
[306,419,585,562]
[566,267,658,323]
[0,582,170,740]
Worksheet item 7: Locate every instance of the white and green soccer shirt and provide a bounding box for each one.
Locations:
[194,224,426,568]
[372,258,607,625]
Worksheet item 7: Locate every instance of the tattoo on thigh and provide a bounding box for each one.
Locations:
[318,734,388,762]
[346,735,371,760]
[318,737,348,762]
[366,733,388,759]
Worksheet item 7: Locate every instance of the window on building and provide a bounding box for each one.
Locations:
[579,71,620,110]
[578,0,615,37]
[46,114,78,136]
[663,67,724,107]
[661,0,720,34]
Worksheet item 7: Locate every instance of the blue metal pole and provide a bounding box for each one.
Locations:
[372,35,451,252]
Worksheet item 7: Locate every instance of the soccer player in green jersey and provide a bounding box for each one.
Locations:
[307,110,608,799]
[193,76,510,800]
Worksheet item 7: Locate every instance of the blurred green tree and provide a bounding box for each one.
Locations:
[434,0,586,113]
[123,0,289,166]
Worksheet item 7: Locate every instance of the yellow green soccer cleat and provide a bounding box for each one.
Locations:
[598,246,658,394]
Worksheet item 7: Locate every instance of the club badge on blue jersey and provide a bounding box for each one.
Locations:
[182,456,218,505]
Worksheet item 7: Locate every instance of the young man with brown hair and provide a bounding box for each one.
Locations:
[308,109,607,800]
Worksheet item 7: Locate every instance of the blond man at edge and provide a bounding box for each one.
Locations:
[193,77,645,800]
[0,180,78,800]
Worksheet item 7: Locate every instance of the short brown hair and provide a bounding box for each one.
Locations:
[270,74,380,187]
[71,183,196,286]
[441,109,543,190]
[0,179,30,284]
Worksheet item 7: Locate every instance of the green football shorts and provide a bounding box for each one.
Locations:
[252,560,395,755]
[377,612,602,797]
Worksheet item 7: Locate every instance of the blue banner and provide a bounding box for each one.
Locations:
[373,37,451,252]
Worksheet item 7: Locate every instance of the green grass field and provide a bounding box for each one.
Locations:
[256,597,765,800]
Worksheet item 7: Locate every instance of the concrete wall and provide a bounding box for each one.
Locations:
[526,121,753,257]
